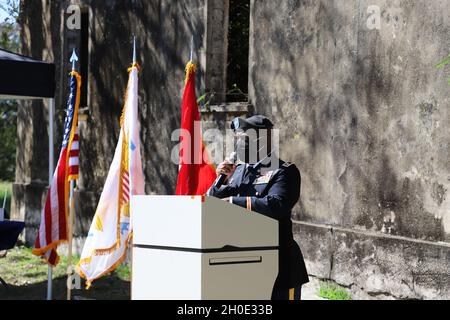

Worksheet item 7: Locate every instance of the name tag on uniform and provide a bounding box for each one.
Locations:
[254,171,273,185]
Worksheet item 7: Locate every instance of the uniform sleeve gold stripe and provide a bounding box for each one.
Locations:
[289,288,295,300]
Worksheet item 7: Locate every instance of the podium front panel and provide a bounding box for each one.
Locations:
[132,247,278,300]
[132,247,202,300]
[132,195,203,249]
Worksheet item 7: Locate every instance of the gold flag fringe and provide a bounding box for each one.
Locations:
[185,61,196,84]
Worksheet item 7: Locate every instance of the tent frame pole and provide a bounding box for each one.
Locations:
[47,97,54,300]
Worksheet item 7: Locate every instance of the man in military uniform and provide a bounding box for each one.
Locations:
[207,115,309,300]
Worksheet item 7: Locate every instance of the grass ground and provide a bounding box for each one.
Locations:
[0,183,131,299]
[0,181,12,216]
[0,246,130,300]
[318,280,352,300]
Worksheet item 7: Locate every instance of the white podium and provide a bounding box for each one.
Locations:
[131,195,278,300]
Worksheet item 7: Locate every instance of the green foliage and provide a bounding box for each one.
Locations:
[436,54,450,69]
[227,83,248,100]
[318,281,352,300]
[0,0,20,182]
[436,54,450,84]
[0,181,12,214]
[0,0,20,52]
[197,85,248,108]
[197,91,215,108]
[115,263,131,281]
[0,102,17,181]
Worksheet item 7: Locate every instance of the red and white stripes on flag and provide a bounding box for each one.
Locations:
[121,169,130,206]
[68,127,80,181]
[32,71,81,266]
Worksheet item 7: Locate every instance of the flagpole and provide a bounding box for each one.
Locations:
[67,48,78,301]
[133,36,137,66]
[129,36,137,300]
[2,188,7,210]
[189,35,193,62]
[131,36,136,198]
[67,180,75,300]
[47,97,54,301]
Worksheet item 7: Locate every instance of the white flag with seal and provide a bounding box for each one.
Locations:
[77,64,145,288]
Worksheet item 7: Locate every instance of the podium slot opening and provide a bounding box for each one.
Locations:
[209,256,262,266]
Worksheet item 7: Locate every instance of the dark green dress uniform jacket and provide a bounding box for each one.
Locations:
[207,159,309,290]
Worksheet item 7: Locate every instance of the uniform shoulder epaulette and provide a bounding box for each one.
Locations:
[282,162,294,168]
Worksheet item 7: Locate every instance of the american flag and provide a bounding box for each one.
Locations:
[32,71,81,266]
[68,127,80,180]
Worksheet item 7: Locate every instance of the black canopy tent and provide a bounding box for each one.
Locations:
[0,48,55,99]
[0,48,56,300]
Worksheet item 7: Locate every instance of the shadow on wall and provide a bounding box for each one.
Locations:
[83,0,206,196]
[248,0,449,242]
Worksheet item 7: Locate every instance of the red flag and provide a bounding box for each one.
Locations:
[176,62,217,195]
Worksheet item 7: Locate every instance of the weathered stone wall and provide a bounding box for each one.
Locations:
[249,0,450,299]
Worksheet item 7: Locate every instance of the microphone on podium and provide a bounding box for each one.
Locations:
[212,152,237,190]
